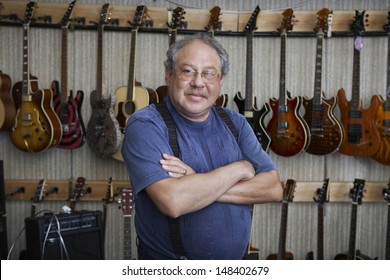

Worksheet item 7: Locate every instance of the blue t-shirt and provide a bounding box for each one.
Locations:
[122,98,276,259]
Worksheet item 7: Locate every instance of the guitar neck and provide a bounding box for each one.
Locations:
[351,37,362,112]
[347,203,358,260]
[60,26,69,104]
[386,34,390,109]
[22,24,31,96]
[386,204,390,260]
[277,202,289,259]
[244,32,254,112]
[168,28,177,46]
[313,33,324,106]
[317,204,325,260]
[127,28,138,100]
[96,24,105,99]
[279,34,287,107]
[123,215,132,259]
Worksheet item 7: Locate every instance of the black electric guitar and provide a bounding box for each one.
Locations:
[267,179,296,260]
[337,11,381,157]
[10,1,62,152]
[103,176,114,246]
[52,0,86,149]
[334,179,372,260]
[87,3,121,158]
[267,8,310,157]
[372,12,390,166]
[112,5,158,161]
[30,179,46,217]
[69,176,91,212]
[120,187,134,259]
[306,178,329,260]
[233,5,271,152]
[205,6,228,108]
[155,6,186,102]
[302,8,344,155]
[384,179,390,260]
[0,71,16,131]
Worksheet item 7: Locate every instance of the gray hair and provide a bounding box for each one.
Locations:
[164,32,230,77]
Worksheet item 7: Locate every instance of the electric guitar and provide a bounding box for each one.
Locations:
[69,176,91,212]
[52,0,86,149]
[120,187,134,259]
[372,12,390,166]
[302,8,344,155]
[306,178,329,260]
[30,179,46,217]
[266,8,310,157]
[112,5,158,161]
[383,179,390,260]
[155,6,186,102]
[87,3,121,158]
[233,5,272,152]
[10,1,62,152]
[334,178,372,260]
[205,6,228,108]
[266,179,296,260]
[0,71,16,131]
[337,10,381,157]
[103,176,114,247]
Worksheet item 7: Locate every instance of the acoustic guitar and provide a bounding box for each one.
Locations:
[0,71,16,131]
[10,1,62,152]
[155,6,186,102]
[372,12,390,166]
[337,11,381,157]
[334,178,372,260]
[87,3,122,158]
[205,6,228,108]
[112,5,158,161]
[233,5,272,152]
[266,9,310,157]
[120,187,134,259]
[383,179,390,260]
[306,178,329,260]
[302,8,344,155]
[266,179,296,260]
[52,0,86,149]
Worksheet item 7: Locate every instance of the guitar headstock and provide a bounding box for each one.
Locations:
[23,1,37,25]
[278,8,295,34]
[120,188,134,216]
[350,10,368,35]
[383,11,390,33]
[314,8,331,34]
[70,176,90,201]
[168,6,186,29]
[130,5,146,28]
[99,3,112,26]
[350,178,365,205]
[60,0,77,28]
[383,179,390,203]
[31,179,46,204]
[244,5,260,33]
[205,6,221,32]
[314,178,329,205]
[104,176,114,204]
[282,179,296,203]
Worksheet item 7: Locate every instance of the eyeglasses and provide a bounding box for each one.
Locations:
[173,68,221,83]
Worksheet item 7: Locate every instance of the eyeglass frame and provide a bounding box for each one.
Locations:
[171,68,222,83]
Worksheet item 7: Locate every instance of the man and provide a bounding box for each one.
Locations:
[122,32,283,259]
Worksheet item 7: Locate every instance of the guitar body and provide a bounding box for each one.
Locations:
[334,250,372,260]
[156,85,168,103]
[10,85,53,152]
[40,88,62,148]
[0,71,16,131]
[266,251,294,260]
[52,80,86,149]
[337,88,381,156]
[87,90,121,158]
[302,94,344,155]
[372,96,390,165]
[267,96,308,157]
[215,94,228,107]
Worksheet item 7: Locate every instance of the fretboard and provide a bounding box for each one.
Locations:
[244,31,254,112]
[351,37,362,112]
[126,28,138,101]
[278,34,287,110]
[277,201,289,259]
[347,203,358,260]
[96,24,104,100]
[22,24,30,97]
[123,215,132,259]
[60,26,69,104]
[317,204,324,260]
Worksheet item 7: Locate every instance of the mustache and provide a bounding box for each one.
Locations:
[184,89,207,97]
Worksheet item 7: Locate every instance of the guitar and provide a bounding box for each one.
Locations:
[69,176,91,212]
[52,0,86,149]
[155,6,186,102]
[302,8,344,155]
[233,5,272,152]
[306,178,329,260]
[334,178,372,260]
[383,179,390,260]
[87,3,121,158]
[205,6,228,108]
[120,187,134,259]
[372,12,390,165]
[112,5,159,161]
[10,1,62,152]
[266,179,296,260]
[337,10,381,157]
[0,71,16,131]
[103,176,114,246]
[30,179,46,217]
[266,8,310,157]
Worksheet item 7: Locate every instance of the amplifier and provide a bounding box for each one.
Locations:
[25,210,104,260]
[0,216,8,259]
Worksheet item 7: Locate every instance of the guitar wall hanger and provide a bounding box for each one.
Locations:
[0,1,389,37]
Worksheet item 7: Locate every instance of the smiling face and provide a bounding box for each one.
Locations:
[166,39,225,122]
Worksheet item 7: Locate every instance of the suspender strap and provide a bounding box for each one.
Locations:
[155,103,186,258]
[155,103,238,258]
